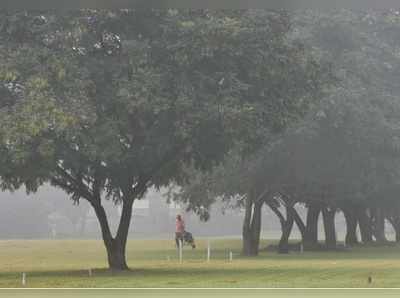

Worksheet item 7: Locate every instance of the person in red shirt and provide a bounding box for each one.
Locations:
[175,214,185,248]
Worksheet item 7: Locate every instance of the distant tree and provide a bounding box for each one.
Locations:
[260,10,400,249]
[175,10,400,254]
[0,191,52,239]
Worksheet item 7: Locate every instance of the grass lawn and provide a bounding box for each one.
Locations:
[0,238,399,288]
[0,289,399,298]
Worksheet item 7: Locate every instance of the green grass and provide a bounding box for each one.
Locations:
[1,289,400,298]
[0,238,399,288]
[0,289,399,298]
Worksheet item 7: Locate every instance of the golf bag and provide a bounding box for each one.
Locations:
[182,231,196,249]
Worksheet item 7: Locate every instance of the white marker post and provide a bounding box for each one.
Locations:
[229,251,233,262]
[300,243,304,254]
[22,272,26,286]
[179,239,183,264]
[207,239,211,262]
[88,268,92,277]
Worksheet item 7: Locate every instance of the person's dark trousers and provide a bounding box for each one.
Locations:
[175,232,183,248]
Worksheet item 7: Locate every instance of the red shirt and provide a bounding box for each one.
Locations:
[176,219,185,233]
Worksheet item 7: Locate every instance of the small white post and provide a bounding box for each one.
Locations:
[22,272,26,286]
[166,255,170,261]
[88,268,92,277]
[179,239,183,264]
[207,239,211,262]
[300,243,304,253]
[229,251,233,262]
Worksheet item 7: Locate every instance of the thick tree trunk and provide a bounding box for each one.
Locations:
[343,208,358,246]
[91,197,134,271]
[242,198,262,256]
[116,198,134,251]
[105,239,129,271]
[279,208,294,254]
[322,207,336,250]
[242,230,258,256]
[304,204,320,250]
[357,208,373,244]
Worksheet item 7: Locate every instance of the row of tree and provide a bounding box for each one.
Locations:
[174,10,400,255]
[0,10,329,270]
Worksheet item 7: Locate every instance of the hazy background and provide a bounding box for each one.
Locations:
[1,187,387,242]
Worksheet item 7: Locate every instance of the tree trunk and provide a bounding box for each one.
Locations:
[371,207,387,243]
[389,219,400,242]
[322,207,336,250]
[343,208,358,246]
[279,208,294,254]
[242,197,252,255]
[396,228,400,243]
[268,204,294,254]
[252,201,262,253]
[357,208,373,244]
[304,204,320,250]
[288,205,306,241]
[91,197,134,271]
[242,230,257,256]
[105,238,128,271]
[242,197,262,256]
[393,219,400,242]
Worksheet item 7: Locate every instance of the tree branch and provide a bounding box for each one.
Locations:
[54,164,94,201]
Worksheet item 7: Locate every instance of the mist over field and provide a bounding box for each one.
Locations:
[0,186,272,239]
[1,186,397,242]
